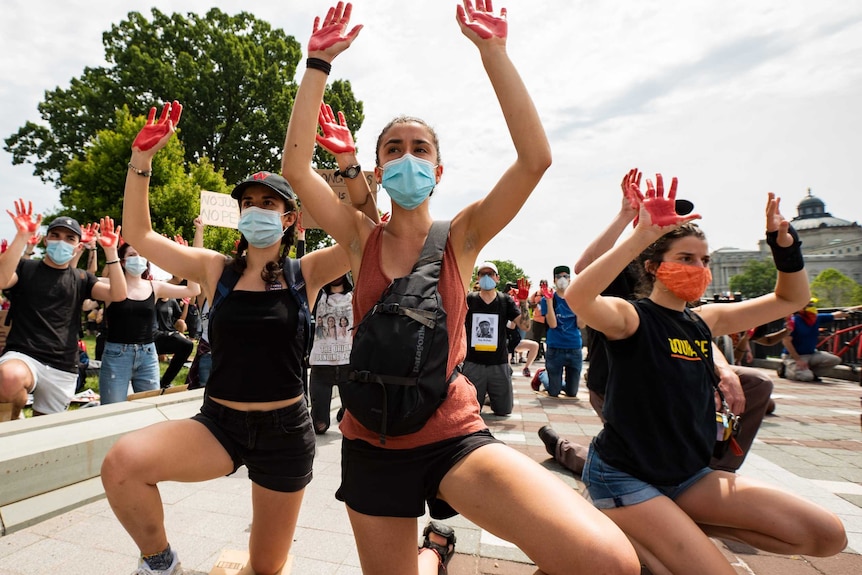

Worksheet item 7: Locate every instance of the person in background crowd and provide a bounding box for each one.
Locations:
[540,265,584,398]
[0,203,126,418]
[780,300,861,382]
[99,240,199,404]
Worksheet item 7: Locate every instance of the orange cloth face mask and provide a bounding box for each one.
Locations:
[655,261,712,303]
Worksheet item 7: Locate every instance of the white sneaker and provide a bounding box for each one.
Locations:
[132,550,181,575]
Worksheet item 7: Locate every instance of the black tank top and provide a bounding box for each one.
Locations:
[105,290,156,344]
[206,288,304,402]
[593,299,715,485]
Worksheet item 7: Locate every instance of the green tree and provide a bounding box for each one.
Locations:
[61,107,239,259]
[5,7,363,197]
[811,268,862,307]
[729,259,777,299]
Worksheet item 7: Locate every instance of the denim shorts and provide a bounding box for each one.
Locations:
[99,341,160,404]
[336,429,501,519]
[192,396,315,493]
[583,445,713,509]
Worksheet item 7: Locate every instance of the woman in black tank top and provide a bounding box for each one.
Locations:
[101,102,358,575]
[99,242,199,405]
[565,180,845,573]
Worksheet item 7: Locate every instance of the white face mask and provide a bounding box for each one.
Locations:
[555,277,570,290]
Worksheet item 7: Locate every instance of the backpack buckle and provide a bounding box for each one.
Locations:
[375,303,401,314]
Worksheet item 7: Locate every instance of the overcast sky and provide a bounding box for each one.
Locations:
[2,0,860,284]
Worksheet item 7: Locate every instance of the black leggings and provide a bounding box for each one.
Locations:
[154,331,194,388]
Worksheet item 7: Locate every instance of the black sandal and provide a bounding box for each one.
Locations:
[419,520,456,574]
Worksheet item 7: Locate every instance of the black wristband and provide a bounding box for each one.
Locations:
[766,225,804,273]
[306,57,332,75]
[105,260,120,265]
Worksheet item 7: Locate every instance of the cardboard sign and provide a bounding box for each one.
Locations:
[209,549,294,575]
[199,190,239,229]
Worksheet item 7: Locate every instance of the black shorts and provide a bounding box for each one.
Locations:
[336,430,500,519]
[192,396,315,493]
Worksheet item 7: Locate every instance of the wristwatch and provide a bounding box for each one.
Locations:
[334,164,361,179]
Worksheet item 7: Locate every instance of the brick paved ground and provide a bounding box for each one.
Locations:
[0,362,860,574]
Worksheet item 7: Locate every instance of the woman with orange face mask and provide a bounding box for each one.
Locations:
[564,177,847,574]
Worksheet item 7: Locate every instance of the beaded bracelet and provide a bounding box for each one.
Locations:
[128,162,153,177]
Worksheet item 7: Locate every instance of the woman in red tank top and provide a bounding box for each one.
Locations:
[282,3,639,575]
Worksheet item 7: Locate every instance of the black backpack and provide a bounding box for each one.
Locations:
[342,221,455,443]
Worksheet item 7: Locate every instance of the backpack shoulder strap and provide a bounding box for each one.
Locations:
[283,257,312,357]
[412,220,451,270]
[211,264,242,315]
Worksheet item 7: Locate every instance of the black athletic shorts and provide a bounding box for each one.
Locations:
[336,429,500,519]
[192,395,315,493]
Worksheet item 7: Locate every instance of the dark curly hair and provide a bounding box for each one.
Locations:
[634,222,707,298]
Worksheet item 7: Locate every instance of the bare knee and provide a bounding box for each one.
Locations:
[0,362,33,403]
[101,436,147,490]
[537,529,640,575]
[805,514,847,557]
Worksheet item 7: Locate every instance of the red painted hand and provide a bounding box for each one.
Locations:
[98,217,120,248]
[80,222,99,245]
[132,100,182,152]
[456,0,508,41]
[6,198,42,235]
[308,2,363,56]
[173,234,189,247]
[638,174,699,228]
[27,234,43,246]
[541,285,554,300]
[296,211,306,235]
[621,168,643,227]
[316,103,355,155]
[517,277,531,301]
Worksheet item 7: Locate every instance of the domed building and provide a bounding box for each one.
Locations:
[708,190,862,296]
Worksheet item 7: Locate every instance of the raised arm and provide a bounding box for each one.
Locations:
[90,217,128,303]
[697,193,810,336]
[316,102,380,223]
[123,102,224,300]
[565,174,700,340]
[574,169,640,274]
[451,0,551,261]
[282,3,367,258]
[0,199,42,288]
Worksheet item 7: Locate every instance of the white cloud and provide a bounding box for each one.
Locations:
[1,0,860,284]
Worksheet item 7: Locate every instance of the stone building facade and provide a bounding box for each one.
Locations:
[708,191,862,296]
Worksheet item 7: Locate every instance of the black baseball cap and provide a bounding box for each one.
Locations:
[675,199,694,215]
[46,216,82,239]
[230,171,296,203]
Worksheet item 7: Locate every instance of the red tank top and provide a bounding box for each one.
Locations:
[340,223,486,448]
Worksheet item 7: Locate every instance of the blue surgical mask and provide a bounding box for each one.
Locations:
[45,240,76,265]
[124,255,148,276]
[381,154,437,210]
[479,275,497,291]
[238,206,287,248]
